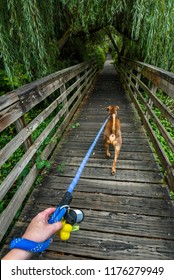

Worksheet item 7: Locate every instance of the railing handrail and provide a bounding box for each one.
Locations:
[0,62,91,132]
[121,57,174,99]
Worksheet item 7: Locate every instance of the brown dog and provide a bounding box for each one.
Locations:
[104,105,122,175]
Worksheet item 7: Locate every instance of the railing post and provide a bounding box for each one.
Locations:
[14,116,33,151]
[167,165,174,191]
[145,84,157,120]
[135,72,141,98]
[60,79,69,116]
[128,68,133,88]
[76,74,81,97]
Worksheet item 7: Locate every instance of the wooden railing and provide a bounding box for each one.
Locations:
[117,57,174,190]
[0,61,98,241]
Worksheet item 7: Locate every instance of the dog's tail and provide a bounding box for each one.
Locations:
[109,133,117,145]
[112,113,116,134]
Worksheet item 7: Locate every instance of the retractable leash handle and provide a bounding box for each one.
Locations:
[48,191,72,224]
[10,116,109,253]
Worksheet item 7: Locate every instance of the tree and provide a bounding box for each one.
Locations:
[119,0,174,71]
[0,0,174,88]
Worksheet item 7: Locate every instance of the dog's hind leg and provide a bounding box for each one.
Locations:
[111,144,121,175]
[104,141,111,157]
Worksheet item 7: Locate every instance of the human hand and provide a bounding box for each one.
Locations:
[2,208,62,260]
[22,207,62,243]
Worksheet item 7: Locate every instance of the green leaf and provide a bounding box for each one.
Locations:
[45,160,51,169]
[36,161,45,170]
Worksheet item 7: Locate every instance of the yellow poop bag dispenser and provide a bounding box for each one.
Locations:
[57,209,84,241]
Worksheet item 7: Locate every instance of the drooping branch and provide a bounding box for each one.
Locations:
[104,27,120,57]
[57,29,71,52]
[57,25,107,53]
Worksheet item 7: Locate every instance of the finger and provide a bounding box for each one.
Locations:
[43,207,57,216]
[39,207,57,220]
[49,221,62,235]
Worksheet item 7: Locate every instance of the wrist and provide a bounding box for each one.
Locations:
[2,248,32,260]
[22,233,40,243]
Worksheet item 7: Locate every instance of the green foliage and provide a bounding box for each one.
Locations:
[1,0,173,85]
[0,0,124,86]
[127,0,174,71]
[71,122,80,129]
[57,163,65,174]
[60,0,125,34]
[93,47,106,69]
[36,156,51,170]
[85,43,107,69]
[74,30,109,69]
[0,0,59,87]
[170,191,174,200]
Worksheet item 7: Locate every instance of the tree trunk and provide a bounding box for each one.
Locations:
[58,29,71,52]
[105,28,120,59]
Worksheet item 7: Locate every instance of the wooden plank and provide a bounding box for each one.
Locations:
[33,189,173,217]
[0,245,87,260]
[50,230,174,259]
[57,141,153,153]
[51,149,157,161]
[18,203,174,240]
[0,101,22,132]
[35,176,169,199]
[62,135,152,145]
[0,93,19,111]
[52,156,160,171]
[48,164,163,185]
[54,139,155,154]
[3,222,174,259]
[75,120,145,129]
[64,130,148,139]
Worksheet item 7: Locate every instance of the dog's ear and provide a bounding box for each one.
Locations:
[107,106,111,111]
[115,106,120,111]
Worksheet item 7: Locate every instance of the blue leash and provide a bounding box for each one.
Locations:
[67,117,109,194]
[10,116,109,253]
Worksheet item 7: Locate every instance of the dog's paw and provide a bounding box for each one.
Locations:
[111,168,116,175]
[106,152,111,157]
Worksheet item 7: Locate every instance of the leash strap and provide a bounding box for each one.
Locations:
[10,237,52,253]
[67,116,109,194]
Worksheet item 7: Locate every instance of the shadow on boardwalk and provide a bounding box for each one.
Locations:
[1,55,174,259]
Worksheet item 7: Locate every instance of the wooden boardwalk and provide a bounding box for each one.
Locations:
[1,56,174,259]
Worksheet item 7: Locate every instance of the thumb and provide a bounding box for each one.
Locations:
[49,221,63,235]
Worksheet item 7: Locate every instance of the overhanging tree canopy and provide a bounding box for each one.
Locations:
[0,0,174,86]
